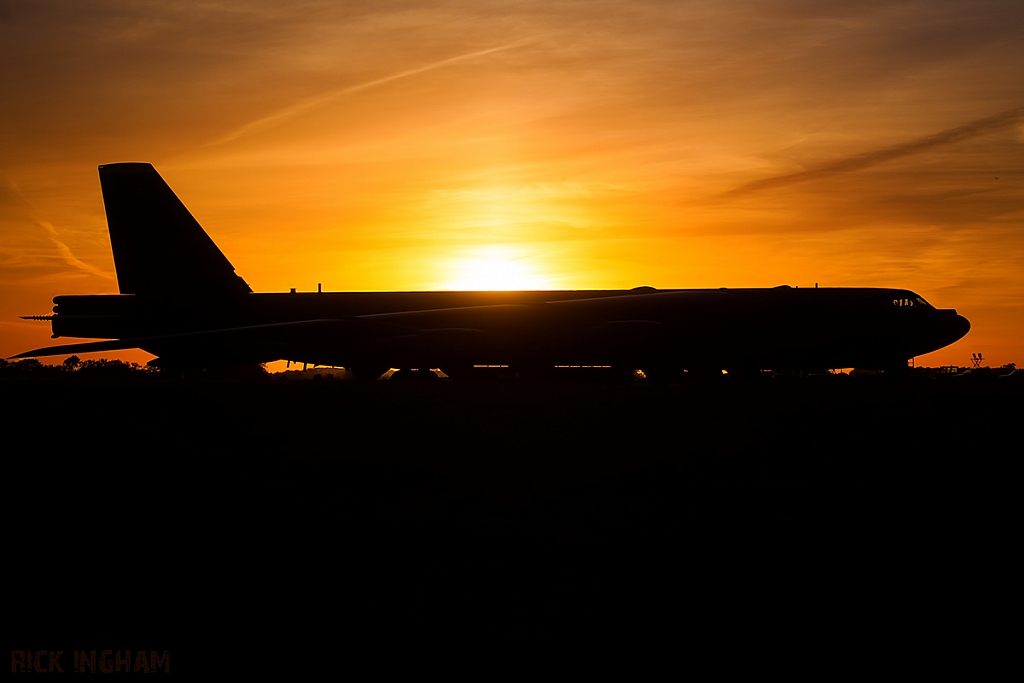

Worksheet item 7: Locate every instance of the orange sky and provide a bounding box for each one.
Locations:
[2,0,1022,367]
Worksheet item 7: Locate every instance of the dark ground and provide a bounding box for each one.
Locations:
[5,373,1019,670]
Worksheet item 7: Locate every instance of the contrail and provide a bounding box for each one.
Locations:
[36,219,115,281]
[215,41,530,145]
[725,106,1024,196]
[2,177,115,280]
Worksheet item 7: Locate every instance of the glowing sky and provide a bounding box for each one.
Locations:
[2,0,1022,366]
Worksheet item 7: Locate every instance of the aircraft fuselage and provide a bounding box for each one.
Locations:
[14,163,971,376]
[44,286,970,374]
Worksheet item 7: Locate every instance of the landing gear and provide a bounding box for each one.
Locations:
[611,366,645,383]
[641,364,687,384]
[349,366,389,382]
[439,365,475,381]
[388,368,440,382]
[881,361,911,379]
[509,363,557,381]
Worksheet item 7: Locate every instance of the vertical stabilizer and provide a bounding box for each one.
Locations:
[99,163,251,297]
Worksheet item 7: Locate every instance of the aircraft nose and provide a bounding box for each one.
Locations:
[942,310,971,345]
[955,313,970,341]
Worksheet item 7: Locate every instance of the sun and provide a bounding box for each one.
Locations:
[438,246,555,290]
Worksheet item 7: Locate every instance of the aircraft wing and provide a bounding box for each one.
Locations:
[11,319,374,360]
[10,312,491,365]
[12,300,664,368]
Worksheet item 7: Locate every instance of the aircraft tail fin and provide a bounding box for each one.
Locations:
[99,163,251,298]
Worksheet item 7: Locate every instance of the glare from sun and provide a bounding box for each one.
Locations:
[439,246,555,290]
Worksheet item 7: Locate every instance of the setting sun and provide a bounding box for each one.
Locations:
[438,246,556,291]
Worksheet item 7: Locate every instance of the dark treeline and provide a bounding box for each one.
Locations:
[2,355,1017,380]
[6,365,1018,669]
[0,356,270,379]
[0,355,161,377]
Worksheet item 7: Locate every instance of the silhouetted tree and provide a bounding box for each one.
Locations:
[195,364,269,380]
[13,359,44,374]
[76,358,142,378]
[62,355,81,371]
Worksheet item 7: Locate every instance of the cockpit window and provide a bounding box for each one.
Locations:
[892,295,933,309]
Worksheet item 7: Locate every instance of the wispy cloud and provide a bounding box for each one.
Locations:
[214,40,531,145]
[2,178,114,280]
[34,219,115,281]
[726,106,1024,196]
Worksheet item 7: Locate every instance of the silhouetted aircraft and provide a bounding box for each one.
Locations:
[13,163,970,378]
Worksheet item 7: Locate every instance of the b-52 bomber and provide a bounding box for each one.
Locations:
[14,163,970,378]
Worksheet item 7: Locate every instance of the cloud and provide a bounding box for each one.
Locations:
[214,40,531,145]
[1,178,114,280]
[725,106,1024,196]
[34,219,115,281]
